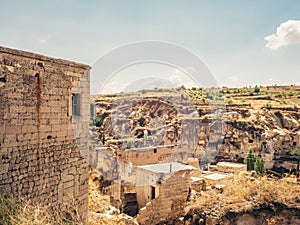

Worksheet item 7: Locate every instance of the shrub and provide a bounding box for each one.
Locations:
[125,141,135,149]
[254,85,260,93]
[290,149,300,178]
[265,102,272,108]
[93,117,102,127]
[225,98,233,104]
[140,89,147,94]
[233,89,240,94]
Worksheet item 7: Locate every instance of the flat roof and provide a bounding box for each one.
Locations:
[217,162,246,168]
[0,45,91,69]
[191,176,204,182]
[203,173,232,181]
[137,162,195,174]
[125,144,176,152]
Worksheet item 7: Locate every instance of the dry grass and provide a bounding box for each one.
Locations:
[88,169,111,214]
[0,169,136,225]
[0,191,81,225]
[88,169,138,225]
[188,172,300,217]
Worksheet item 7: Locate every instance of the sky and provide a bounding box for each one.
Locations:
[1,0,300,94]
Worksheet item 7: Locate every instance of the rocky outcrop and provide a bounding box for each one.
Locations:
[92,88,300,173]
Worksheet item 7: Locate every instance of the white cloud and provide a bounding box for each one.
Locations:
[265,20,300,50]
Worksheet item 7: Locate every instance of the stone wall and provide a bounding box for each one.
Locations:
[0,46,90,220]
[120,145,176,166]
[136,170,192,225]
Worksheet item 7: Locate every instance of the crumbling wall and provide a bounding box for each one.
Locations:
[0,46,90,220]
[136,170,191,225]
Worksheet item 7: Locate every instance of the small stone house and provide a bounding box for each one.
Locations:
[136,162,194,225]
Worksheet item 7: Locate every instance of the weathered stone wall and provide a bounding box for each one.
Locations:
[136,169,160,209]
[120,145,176,166]
[136,170,191,225]
[0,46,90,220]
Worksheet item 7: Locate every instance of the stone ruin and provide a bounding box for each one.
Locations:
[0,46,90,220]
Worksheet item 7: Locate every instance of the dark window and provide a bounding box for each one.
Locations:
[154,149,157,153]
[72,94,80,116]
[150,186,156,200]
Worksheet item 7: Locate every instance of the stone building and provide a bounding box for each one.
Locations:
[136,162,194,225]
[119,145,177,166]
[0,46,90,220]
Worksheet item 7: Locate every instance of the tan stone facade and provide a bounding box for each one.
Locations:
[136,162,194,225]
[120,145,176,166]
[0,46,90,220]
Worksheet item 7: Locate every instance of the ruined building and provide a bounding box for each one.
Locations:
[0,46,90,220]
[136,162,194,225]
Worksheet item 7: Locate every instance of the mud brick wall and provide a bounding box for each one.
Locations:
[0,46,90,220]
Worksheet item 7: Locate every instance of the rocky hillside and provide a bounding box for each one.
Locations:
[184,172,300,225]
[91,85,300,173]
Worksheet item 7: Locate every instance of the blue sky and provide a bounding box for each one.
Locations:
[1,0,300,93]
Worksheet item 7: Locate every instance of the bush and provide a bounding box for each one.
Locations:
[125,141,135,149]
[265,102,272,108]
[254,85,260,93]
[93,117,102,127]
[140,89,147,94]
[233,89,240,94]
[225,98,233,104]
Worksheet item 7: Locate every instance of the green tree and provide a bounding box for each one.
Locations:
[93,117,102,127]
[244,148,255,171]
[254,85,260,93]
[255,156,265,175]
[290,149,300,178]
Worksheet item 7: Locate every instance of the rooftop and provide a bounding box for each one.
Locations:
[203,173,232,181]
[137,162,195,174]
[125,144,176,152]
[0,45,91,69]
[217,162,247,168]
